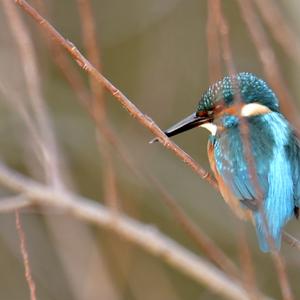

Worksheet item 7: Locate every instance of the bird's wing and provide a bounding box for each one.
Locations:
[286,132,300,209]
[210,124,270,212]
[208,138,255,220]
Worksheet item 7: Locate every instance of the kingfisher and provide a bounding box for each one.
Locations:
[162,72,300,252]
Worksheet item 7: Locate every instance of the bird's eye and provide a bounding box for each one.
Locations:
[196,110,214,119]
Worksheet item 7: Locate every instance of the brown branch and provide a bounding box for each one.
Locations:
[15,209,37,300]
[14,0,217,190]
[206,0,222,83]
[148,175,240,279]
[238,227,259,300]
[217,0,293,300]
[237,0,300,134]
[76,0,119,210]
[212,3,267,297]
[282,232,300,251]
[254,0,300,67]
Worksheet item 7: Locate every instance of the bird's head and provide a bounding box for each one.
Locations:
[164,72,279,138]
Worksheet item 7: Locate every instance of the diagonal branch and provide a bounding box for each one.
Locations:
[14,0,217,189]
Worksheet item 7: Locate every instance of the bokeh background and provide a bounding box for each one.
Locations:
[0,0,300,299]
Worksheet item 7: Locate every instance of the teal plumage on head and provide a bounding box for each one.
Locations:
[198,72,280,113]
[163,72,299,252]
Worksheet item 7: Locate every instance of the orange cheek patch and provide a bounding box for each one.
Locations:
[215,103,243,118]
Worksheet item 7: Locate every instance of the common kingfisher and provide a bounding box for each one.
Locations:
[163,72,300,252]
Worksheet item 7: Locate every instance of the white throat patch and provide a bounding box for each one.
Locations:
[200,123,218,136]
[241,103,271,117]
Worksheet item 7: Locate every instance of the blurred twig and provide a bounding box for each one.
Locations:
[76,0,119,210]
[148,175,240,279]
[254,0,300,67]
[215,1,294,299]
[238,227,259,300]
[2,0,65,190]
[282,232,300,251]
[15,209,37,300]
[237,0,300,134]
[206,0,222,83]
[211,4,265,297]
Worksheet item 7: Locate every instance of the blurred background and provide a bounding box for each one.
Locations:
[0,0,300,299]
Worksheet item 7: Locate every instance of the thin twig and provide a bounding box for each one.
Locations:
[206,0,222,83]
[15,209,37,300]
[282,231,300,251]
[216,1,294,299]
[148,175,240,279]
[212,5,266,298]
[2,0,65,189]
[238,227,259,300]
[76,0,119,210]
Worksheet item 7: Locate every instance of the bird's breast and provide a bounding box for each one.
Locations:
[207,139,252,220]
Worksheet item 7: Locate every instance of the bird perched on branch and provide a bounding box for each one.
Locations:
[162,72,299,252]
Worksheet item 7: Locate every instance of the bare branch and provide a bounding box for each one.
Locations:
[15,209,37,300]
[0,161,264,300]
[2,0,65,189]
[282,232,300,251]
[14,0,217,189]
[0,196,31,212]
[76,0,119,210]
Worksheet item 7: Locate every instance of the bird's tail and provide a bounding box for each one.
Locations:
[254,213,281,252]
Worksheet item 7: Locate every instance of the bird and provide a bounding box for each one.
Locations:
[162,72,300,252]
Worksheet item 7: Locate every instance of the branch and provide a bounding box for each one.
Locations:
[14,0,217,190]
[0,196,32,212]
[0,161,260,300]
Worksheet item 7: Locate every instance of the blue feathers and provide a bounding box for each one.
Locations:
[212,97,296,252]
[198,72,280,113]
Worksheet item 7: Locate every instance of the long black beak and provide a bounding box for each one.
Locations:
[150,112,211,143]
